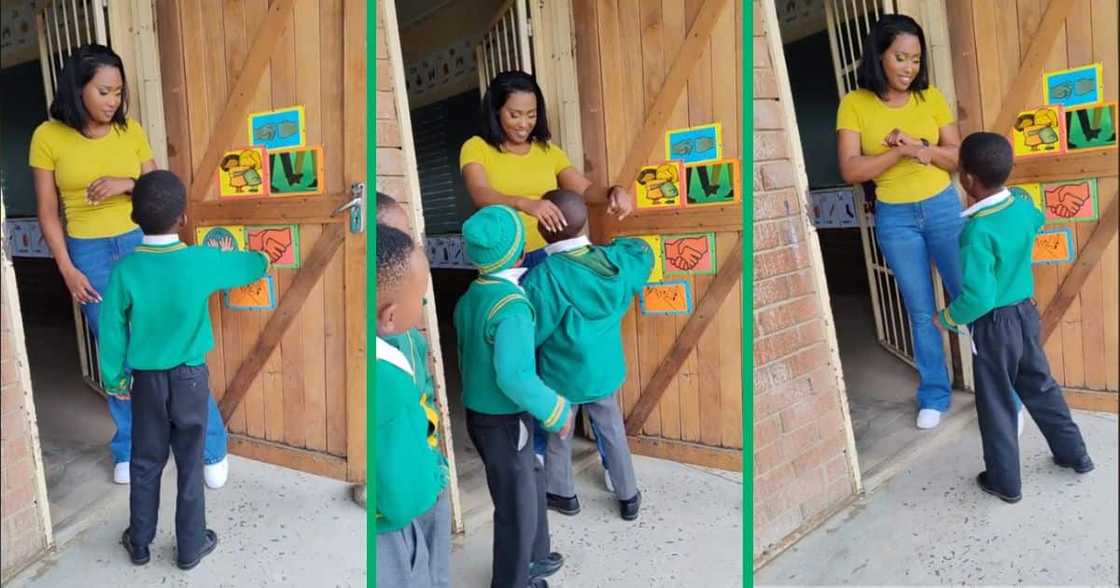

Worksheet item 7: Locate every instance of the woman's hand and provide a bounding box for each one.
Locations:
[87,176,135,203]
[884,129,921,148]
[607,185,635,220]
[61,265,101,304]
[522,198,567,233]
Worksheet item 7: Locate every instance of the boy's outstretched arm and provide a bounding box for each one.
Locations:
[492,308,573,434]
[938,233,997,330]
[98,269,132,397]
[208,249,271,292]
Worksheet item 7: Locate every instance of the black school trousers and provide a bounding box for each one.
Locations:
[466,409,549,588]
[972,299,1090,497]
[128,364,211,561]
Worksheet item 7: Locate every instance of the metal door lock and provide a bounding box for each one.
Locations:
[333,182,366,234]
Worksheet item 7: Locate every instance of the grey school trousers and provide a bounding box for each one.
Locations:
[376,490,451,588]
[546,394,638,501]
[972,299,1090,498]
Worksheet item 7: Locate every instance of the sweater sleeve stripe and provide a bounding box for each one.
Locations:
[542,397,568,430]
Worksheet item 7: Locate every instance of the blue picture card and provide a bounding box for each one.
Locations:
[639,279,695,316]
[665,123,723,165]
[248,106,306,150]
[223,274,278,311]
[1043,64,1104,109]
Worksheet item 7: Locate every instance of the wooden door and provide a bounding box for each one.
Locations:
[156,0,367,482]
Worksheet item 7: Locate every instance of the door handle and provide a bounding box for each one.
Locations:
[333,182,366,234]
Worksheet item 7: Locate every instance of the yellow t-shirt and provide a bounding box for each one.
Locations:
[836,87,955,204]
[459,135,573,253]
[29,118,154,238]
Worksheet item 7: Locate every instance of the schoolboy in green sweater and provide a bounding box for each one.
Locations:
[375,222,448,588]
[522,190,652,521]
[99,170,268,570]
[454,205,574,588]
[374,192,451,588]
[936,132,1093,503]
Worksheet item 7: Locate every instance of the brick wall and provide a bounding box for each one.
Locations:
[1,242,51,581]
[751,0,857,564]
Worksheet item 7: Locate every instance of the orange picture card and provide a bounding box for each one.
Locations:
[634,162,686,211]
[224,275,277,311]
[247,225,301,269]
[1032,227,1075,266]
[1010,106,1066,158]
[217,147,269,198]
[639,280,694,316]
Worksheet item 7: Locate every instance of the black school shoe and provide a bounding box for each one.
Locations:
[975,472,1022,504]
[530,552,564,581]
[121,529,150,565]
[620,490,642,520]
[546,493,581,516]
[177,529,218,570]
[1053,455,1095,474]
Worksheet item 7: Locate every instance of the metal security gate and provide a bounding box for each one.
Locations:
[35,0,167,395]
[824,0,953,374]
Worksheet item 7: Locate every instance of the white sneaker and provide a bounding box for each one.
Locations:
[113,462,130,485]
[1017,408,1025,438]
[204,457,229,489]
[604,469,614,493]
[916,409,942,429]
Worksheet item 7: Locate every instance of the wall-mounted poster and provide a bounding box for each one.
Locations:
[196,225,247,251]
[809,188,858,228]
[634,162,686,210]
[1010,106,1065,158]
[217,147,268,197]
[247,225,301,269]
[639,280,694,316]
[1043,63,1104,109]
[684,159,741,207]
[663,233,717,276]
[665,123,722,164]
[1041,178,1099,223]
[1064,102,1117,153]
[224,275,277,311]
[635,235,666,282]
[248,106,306,150]
[1032,227,1076,265]
[269,146,325,196]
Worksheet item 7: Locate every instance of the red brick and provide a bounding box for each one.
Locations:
[790,344,831,379]
[756,295,818,337]
[377,119,401,148]
[765,360,793,387]
[2,359,20,387]
[376,90,396,120]
[753,1,765,35]
[754,129,790,161]
[753,270,814,308]
[759,160,797,190]
[753,100,785,131]
[754,389,796,420]
[753,37,770,67]
[754,67,780,99]
[376,175,408,201]
[824,454,853,485]
[754,414,782,445]
[778,398,819,436]
[755,462,795,500]
[376,58,393,91]
[376,147,404,176]
[754,326,801,365]
[753,188,800,221]
[779,419,822,461]
[754,440,784,475]
[796,319,826,347]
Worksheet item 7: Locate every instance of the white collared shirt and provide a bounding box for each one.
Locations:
[960,188,1011,218]
[491,267,529,287]
[141,234,180,246]
[543,235,591,256]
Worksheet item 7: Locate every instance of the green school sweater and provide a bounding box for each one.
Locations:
[938,194,1043,330]
[452,276,572,432]
[98,242,269,395]
[375,337,444,533]
[382,328,447,467]
[522,238,653,403]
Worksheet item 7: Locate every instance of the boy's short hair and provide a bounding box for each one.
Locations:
[376,191,398,213]
[540,189,586,242]
[131,170,186,234]
[960,132,1014,189]
[377,223,415,293]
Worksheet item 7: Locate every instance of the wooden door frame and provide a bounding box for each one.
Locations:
[155,0,367,482]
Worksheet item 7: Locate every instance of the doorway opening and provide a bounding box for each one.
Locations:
[777,1,971,480]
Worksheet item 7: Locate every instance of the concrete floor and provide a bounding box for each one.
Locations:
[755,409,1119,586]
[8,455,366,587]
[451,454,744,587]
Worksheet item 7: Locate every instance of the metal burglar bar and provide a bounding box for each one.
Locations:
[475,0,534,95]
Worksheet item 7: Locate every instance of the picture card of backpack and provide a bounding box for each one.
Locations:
[269,146,325,196]
[684,159,741,207]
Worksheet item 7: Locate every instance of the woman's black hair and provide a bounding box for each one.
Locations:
[856,14,929,99]
[49,44,129,133]
[479,71,551,150]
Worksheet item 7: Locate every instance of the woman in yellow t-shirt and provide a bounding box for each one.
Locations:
[836,15,975,431]
[460,71,635,266]
[29,44,230,488]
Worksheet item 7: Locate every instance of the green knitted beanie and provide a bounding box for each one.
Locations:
[462,205,525,274]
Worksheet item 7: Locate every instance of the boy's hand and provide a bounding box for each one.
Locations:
[607,185,635,220]
[557,411,576,439]
[932,315,945,331]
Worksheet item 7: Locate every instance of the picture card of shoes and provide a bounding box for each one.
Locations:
[217,147,269,198]
[1041,178,1099,223]
[663,232,717,276]
[248,106,306,150]
[1010,106,1066,158]
[684,159,741,207]
[1064,102,1117,153]
[665,123,722,164]
[269,146,326,197]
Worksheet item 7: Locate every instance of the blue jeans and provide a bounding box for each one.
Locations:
[66,229,228,465]
[874,184,1022,412]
